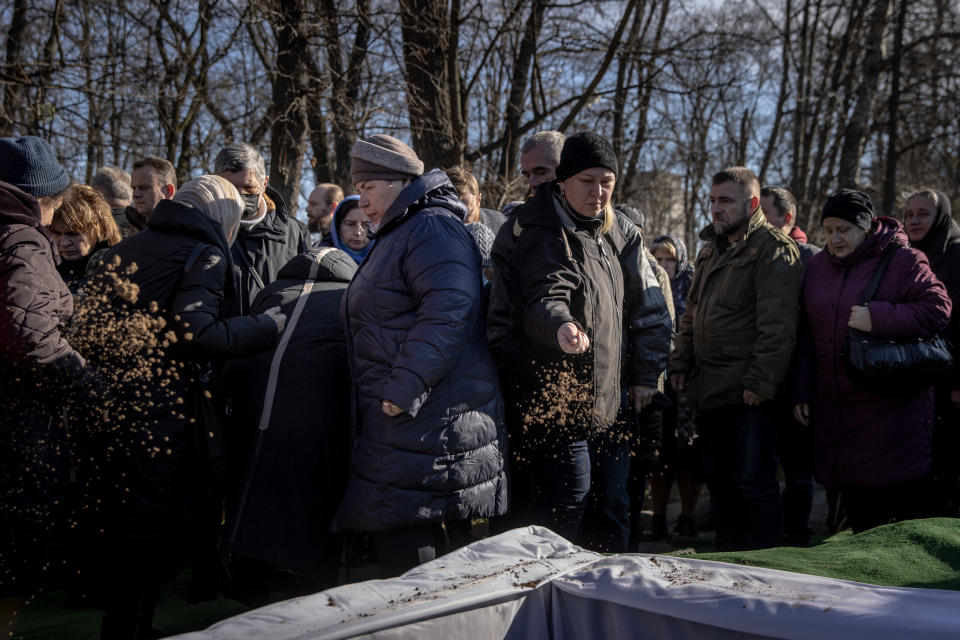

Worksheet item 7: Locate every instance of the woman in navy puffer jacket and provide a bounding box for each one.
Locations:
[331,135,506,576]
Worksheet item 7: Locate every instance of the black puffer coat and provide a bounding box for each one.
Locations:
[85,199,278,547]
[332,169,507,533]
[223,249,355,581]
[230,186,310,316]
[488,182,672,442]
[0,182,101,595]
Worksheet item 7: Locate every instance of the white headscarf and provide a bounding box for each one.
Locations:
[172,174,244,245]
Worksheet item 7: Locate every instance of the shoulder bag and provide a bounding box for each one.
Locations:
[843,245,952,388]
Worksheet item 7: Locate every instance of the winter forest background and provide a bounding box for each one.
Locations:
[2,0,959,251]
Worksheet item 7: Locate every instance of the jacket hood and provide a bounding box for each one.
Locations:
[0,180,59,262]
[147,198,232,257]
[653,233,690,276]
[377,169,467,234]
[911,190,960,267]
[826,216,906,268]
[276,247,357,283]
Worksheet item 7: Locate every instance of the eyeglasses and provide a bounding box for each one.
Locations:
[342,220,372,231]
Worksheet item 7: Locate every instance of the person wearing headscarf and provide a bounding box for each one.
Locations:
[328,195,374,265]
[904,188,960,514]
[78,174,286,639]
[331,135,506,577]
[793,189,950,533]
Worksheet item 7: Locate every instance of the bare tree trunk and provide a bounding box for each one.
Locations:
[837,0,893,187]
[497,0,546,181]
[267,0,311,215]
[399,0,464,169]
[0,0,28,136]
[882,0,907,216]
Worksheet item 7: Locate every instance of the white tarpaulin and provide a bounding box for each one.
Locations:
[170,526,960,640]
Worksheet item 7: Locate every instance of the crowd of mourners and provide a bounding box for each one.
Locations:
[1,128,958,639]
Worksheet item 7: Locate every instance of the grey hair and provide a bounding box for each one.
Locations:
[214,142,267,183]
[91,166,132,202]
[521,130,565,163]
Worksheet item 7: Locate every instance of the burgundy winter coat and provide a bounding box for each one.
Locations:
[794,217,951,489]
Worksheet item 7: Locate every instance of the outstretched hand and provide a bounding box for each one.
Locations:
[557,322,590,354]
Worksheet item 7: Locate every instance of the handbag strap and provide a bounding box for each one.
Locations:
[860,245,898,304]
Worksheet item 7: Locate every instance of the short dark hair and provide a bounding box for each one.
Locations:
[760,186,796,219]
[132,156,177,188]
[712,166,760,198]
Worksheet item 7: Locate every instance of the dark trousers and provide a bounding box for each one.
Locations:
[374,524,440,578]
[520,439,591,541]
[842,476,935,533]
[697,404,782,551]
[777,401,814,540]
[580,426,632,552]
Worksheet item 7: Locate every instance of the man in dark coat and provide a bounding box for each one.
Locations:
[332,135,507,577]
[669,167,803,551]
[0,137,101,620]
[214,142,310,316]
[222,248,355,603]
[905,188,960,514]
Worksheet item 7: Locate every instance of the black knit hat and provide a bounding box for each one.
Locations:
[555,132,618,182]
[0,136,70,198]
[821,188,874,231]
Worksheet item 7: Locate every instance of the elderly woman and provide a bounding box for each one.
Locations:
[49,184,121,293]
[904,188,960,514]
[331,135,506,576]
[80,175,285,639]
[327,195,374,265]
[488,132,671,542]
[793,189,951,533]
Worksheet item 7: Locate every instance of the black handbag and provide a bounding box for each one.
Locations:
[843,246,953,388]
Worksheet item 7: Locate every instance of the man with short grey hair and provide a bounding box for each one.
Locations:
[215,142,309,315]
[760,186,819,264]
[92,165,137,237]
[519,130,565,193]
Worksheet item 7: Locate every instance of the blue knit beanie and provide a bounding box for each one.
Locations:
[0,136,70,198]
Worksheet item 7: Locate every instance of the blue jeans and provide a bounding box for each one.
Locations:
[697,404,783,551]
[580,423,632,552]
[526,439,591,541]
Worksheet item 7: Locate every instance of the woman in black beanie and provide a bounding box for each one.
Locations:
[489,131,671,541]
[793,189,951,531]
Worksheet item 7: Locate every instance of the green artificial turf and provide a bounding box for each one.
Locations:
[690,517,960,590]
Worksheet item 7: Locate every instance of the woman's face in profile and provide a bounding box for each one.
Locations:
[822,217,868,258]
[559,168,616,218]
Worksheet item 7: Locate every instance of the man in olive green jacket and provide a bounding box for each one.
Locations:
[669,166,802,552]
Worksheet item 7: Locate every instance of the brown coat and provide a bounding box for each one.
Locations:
[669,208,802,411]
